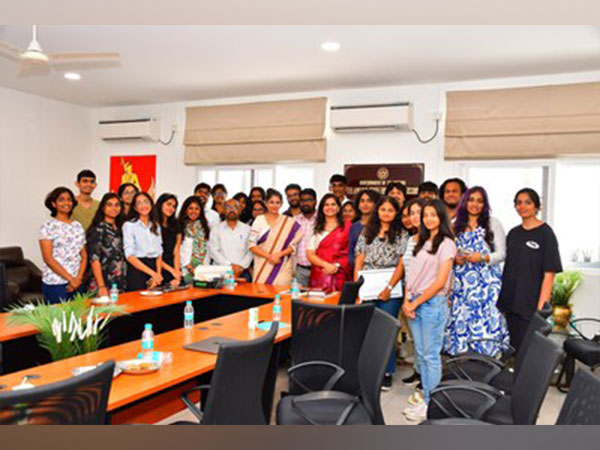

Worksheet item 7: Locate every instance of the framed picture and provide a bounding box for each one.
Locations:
[109,155,156,198]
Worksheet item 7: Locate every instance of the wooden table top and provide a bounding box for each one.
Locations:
[0,283,288,342]
[0,286,339,412]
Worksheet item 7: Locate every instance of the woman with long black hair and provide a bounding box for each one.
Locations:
[348,189,380,269]
[117,183,139,217]
[122,192,163,291]
[402,199,456,421]
[498,188,562,352]
[155,193,183,287]
[307,193,351,292]
[444,186,509,357]
[354,196,407,390]
[87,193,126,296]
[179,195,211,284]
[234,192,253,224]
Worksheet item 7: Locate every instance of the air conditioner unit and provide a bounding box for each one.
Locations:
[330,102,413,132]
[98,118,160,141]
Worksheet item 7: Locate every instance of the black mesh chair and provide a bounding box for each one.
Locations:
[276,308,400,425]
[427,332,562,425]
[176,322,278,425]
[0,361,114,425]
[556,317,600,392]
[338,276,364,305]
[288,300,375,396]
[424,367,600,426]
[443,312,552,394]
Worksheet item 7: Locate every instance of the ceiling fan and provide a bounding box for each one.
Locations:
[0,25,120,74]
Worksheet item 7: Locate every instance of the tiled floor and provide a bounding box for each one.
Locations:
[159,361,566,425]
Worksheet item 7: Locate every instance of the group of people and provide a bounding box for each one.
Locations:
[38,170,562,421]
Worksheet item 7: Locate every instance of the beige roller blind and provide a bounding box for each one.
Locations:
[445,82,600,160]
[184,97,327,165]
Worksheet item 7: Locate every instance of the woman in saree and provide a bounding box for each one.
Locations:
[249,189,303,285]
[307,193,351,292]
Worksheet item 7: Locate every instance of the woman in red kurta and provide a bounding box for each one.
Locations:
[307,193,351,292]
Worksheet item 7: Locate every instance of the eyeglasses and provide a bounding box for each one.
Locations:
[224,205,238,211]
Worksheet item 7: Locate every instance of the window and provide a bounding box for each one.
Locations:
[197,164,316,208]
[464,163,548,232]
[462,159,600,266]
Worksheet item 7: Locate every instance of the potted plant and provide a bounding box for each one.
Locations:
[550,271,583,331]
[8,292,126,361]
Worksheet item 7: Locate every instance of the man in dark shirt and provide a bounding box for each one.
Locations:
[283,183,302,217]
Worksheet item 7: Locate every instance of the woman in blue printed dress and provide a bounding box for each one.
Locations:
[444,186,509,357]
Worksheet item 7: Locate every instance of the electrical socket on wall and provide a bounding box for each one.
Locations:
[433,111,443,121]
[171,123,178,132]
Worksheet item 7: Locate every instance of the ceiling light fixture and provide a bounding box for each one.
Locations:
[321,41,341,52]
[64,72,81,81]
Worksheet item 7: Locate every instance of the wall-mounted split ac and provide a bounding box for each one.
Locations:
[330,102,413,132]
[98,118,160,141]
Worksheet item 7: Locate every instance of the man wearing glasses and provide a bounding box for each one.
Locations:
[209,198,253,281]
[294,188,318,287]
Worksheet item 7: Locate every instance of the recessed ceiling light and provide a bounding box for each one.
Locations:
[321,42,341,52]
[64,72,81,81]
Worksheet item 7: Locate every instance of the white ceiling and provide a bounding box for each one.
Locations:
[1,25,600,107]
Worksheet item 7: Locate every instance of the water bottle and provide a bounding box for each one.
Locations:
[272,294,282,322]
[225,269,235,291]
[291,278,301,301]
[184,301,194,329]
[141,324,154,360]
[109,283,119,303]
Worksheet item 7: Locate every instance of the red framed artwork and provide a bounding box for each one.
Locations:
[109,155,156,198]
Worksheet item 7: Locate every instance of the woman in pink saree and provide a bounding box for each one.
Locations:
[249,189,303,285]
[307,193,351,292]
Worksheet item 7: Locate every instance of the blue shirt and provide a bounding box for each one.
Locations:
[122,220,163,259]
[348,221,364,268]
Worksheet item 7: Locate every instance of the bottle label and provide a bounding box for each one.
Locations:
[273,305,282,314]
[142,339,153,350]
[184,313,194,321]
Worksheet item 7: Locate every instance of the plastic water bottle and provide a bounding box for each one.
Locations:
[184,301,194,329]
[272,294,282,322]
[109,283,119,303]
[141,324,154,360]
[225,270,235,291]
[291,278,301,301]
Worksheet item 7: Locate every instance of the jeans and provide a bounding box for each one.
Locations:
[407,295,447,403]
[295,265,311,287]
[374,297,402,375]
[42,283,76,304]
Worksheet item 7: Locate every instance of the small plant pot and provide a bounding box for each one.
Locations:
[552,306,572,331]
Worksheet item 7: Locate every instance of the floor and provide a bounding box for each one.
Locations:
[158,361,566,425]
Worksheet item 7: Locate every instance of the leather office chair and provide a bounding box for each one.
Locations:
[0,361,114,425]
[0,246,43,309]
[338,276,365,305]
[556,317,600,392]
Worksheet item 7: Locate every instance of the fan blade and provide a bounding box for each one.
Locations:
[48,52,120,62]
[17,61,51,78]
[0,41,23,60]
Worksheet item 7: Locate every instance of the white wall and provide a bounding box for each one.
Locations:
[0,87,93,266]
[91,69,600,199]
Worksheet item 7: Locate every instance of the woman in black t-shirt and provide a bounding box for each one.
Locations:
[155,193,183,287]
[497,188,562,352]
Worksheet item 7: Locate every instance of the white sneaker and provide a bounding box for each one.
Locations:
[408,390,424,406]
[403,401,428,422]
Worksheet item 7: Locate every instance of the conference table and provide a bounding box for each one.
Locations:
[0,283,340,424]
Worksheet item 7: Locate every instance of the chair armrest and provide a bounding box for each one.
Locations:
[569,318,600,340]
[288,361,346,393]
[23,259,43,292]
[180,384,211,423]
[429,384,499,420]
[291,391,360,425]
[436,379,504,397]
[445,354,504,384]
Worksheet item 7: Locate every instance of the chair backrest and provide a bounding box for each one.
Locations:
[0,263,9,312]
[290,300,374,395]
[510,331,562,425]
[556,368,600,425]
[0,247,25,267]
[202,322,278,425]
[357,308,401,425]
[338,276,365,305]
[514,312,552,375]
[0,361,114,425]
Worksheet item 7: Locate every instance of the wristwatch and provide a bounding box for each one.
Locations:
[334,262,341,269]
[386,284,394,291]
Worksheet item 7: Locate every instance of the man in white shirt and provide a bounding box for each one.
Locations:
[209,198,253,280]
[194,182,221,230]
